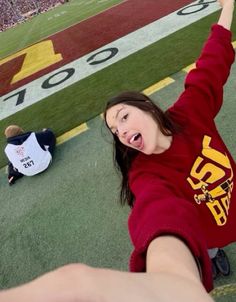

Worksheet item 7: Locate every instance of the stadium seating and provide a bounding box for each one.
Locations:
[0,0,68,32]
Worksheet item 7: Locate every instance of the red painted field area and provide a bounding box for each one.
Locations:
[0,0,194,96]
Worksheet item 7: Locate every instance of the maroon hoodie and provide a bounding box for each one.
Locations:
[128,24,235,292]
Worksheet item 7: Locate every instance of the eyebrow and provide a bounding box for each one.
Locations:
[109,107,124,131]
[115,107,124,119]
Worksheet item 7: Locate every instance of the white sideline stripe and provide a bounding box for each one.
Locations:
[0,1,220,120]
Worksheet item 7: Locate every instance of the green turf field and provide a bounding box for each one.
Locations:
[1,66,236,302]
[1,10,236,168]
[1,3,236,301]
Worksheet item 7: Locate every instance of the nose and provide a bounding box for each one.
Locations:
[117,125,127,139]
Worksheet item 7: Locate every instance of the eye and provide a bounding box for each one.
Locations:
[122,113,128,122]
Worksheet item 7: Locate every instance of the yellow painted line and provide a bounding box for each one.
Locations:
[182,63,196,73]
[211,283,236,298]
[56,123,88,145]
[142,77,175,95]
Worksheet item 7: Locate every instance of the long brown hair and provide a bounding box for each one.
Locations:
[104,91,178,207]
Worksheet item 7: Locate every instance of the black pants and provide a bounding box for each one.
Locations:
[7,162,24,183]
[35,129,56,155]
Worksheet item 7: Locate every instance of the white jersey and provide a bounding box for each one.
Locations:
[5,132,52,176]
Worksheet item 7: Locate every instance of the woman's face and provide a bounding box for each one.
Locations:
[106,103,171,155]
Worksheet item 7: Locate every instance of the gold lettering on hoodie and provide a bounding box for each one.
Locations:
[187,135,233,226]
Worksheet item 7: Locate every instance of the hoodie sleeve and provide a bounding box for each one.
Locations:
[169,24,235,123]
[128,169,213,292]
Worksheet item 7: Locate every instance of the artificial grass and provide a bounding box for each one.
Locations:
[0,117,131,289]
[1,11,236,167]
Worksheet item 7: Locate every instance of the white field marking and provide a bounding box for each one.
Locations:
[48,10,67,20]
[68,0,125,6]
[86,0,95,4]
[0,1,220,120]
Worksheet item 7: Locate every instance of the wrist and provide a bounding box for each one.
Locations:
[221,1,234,10]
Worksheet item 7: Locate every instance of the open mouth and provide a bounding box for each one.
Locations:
[130,133,141,143]
[129,133,143,149]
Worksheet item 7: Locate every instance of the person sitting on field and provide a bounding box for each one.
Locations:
[4,125,56,185]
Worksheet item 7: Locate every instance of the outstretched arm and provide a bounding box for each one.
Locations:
[0,236,214,302]
[218,0,234,30]
[171,0,235,122]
